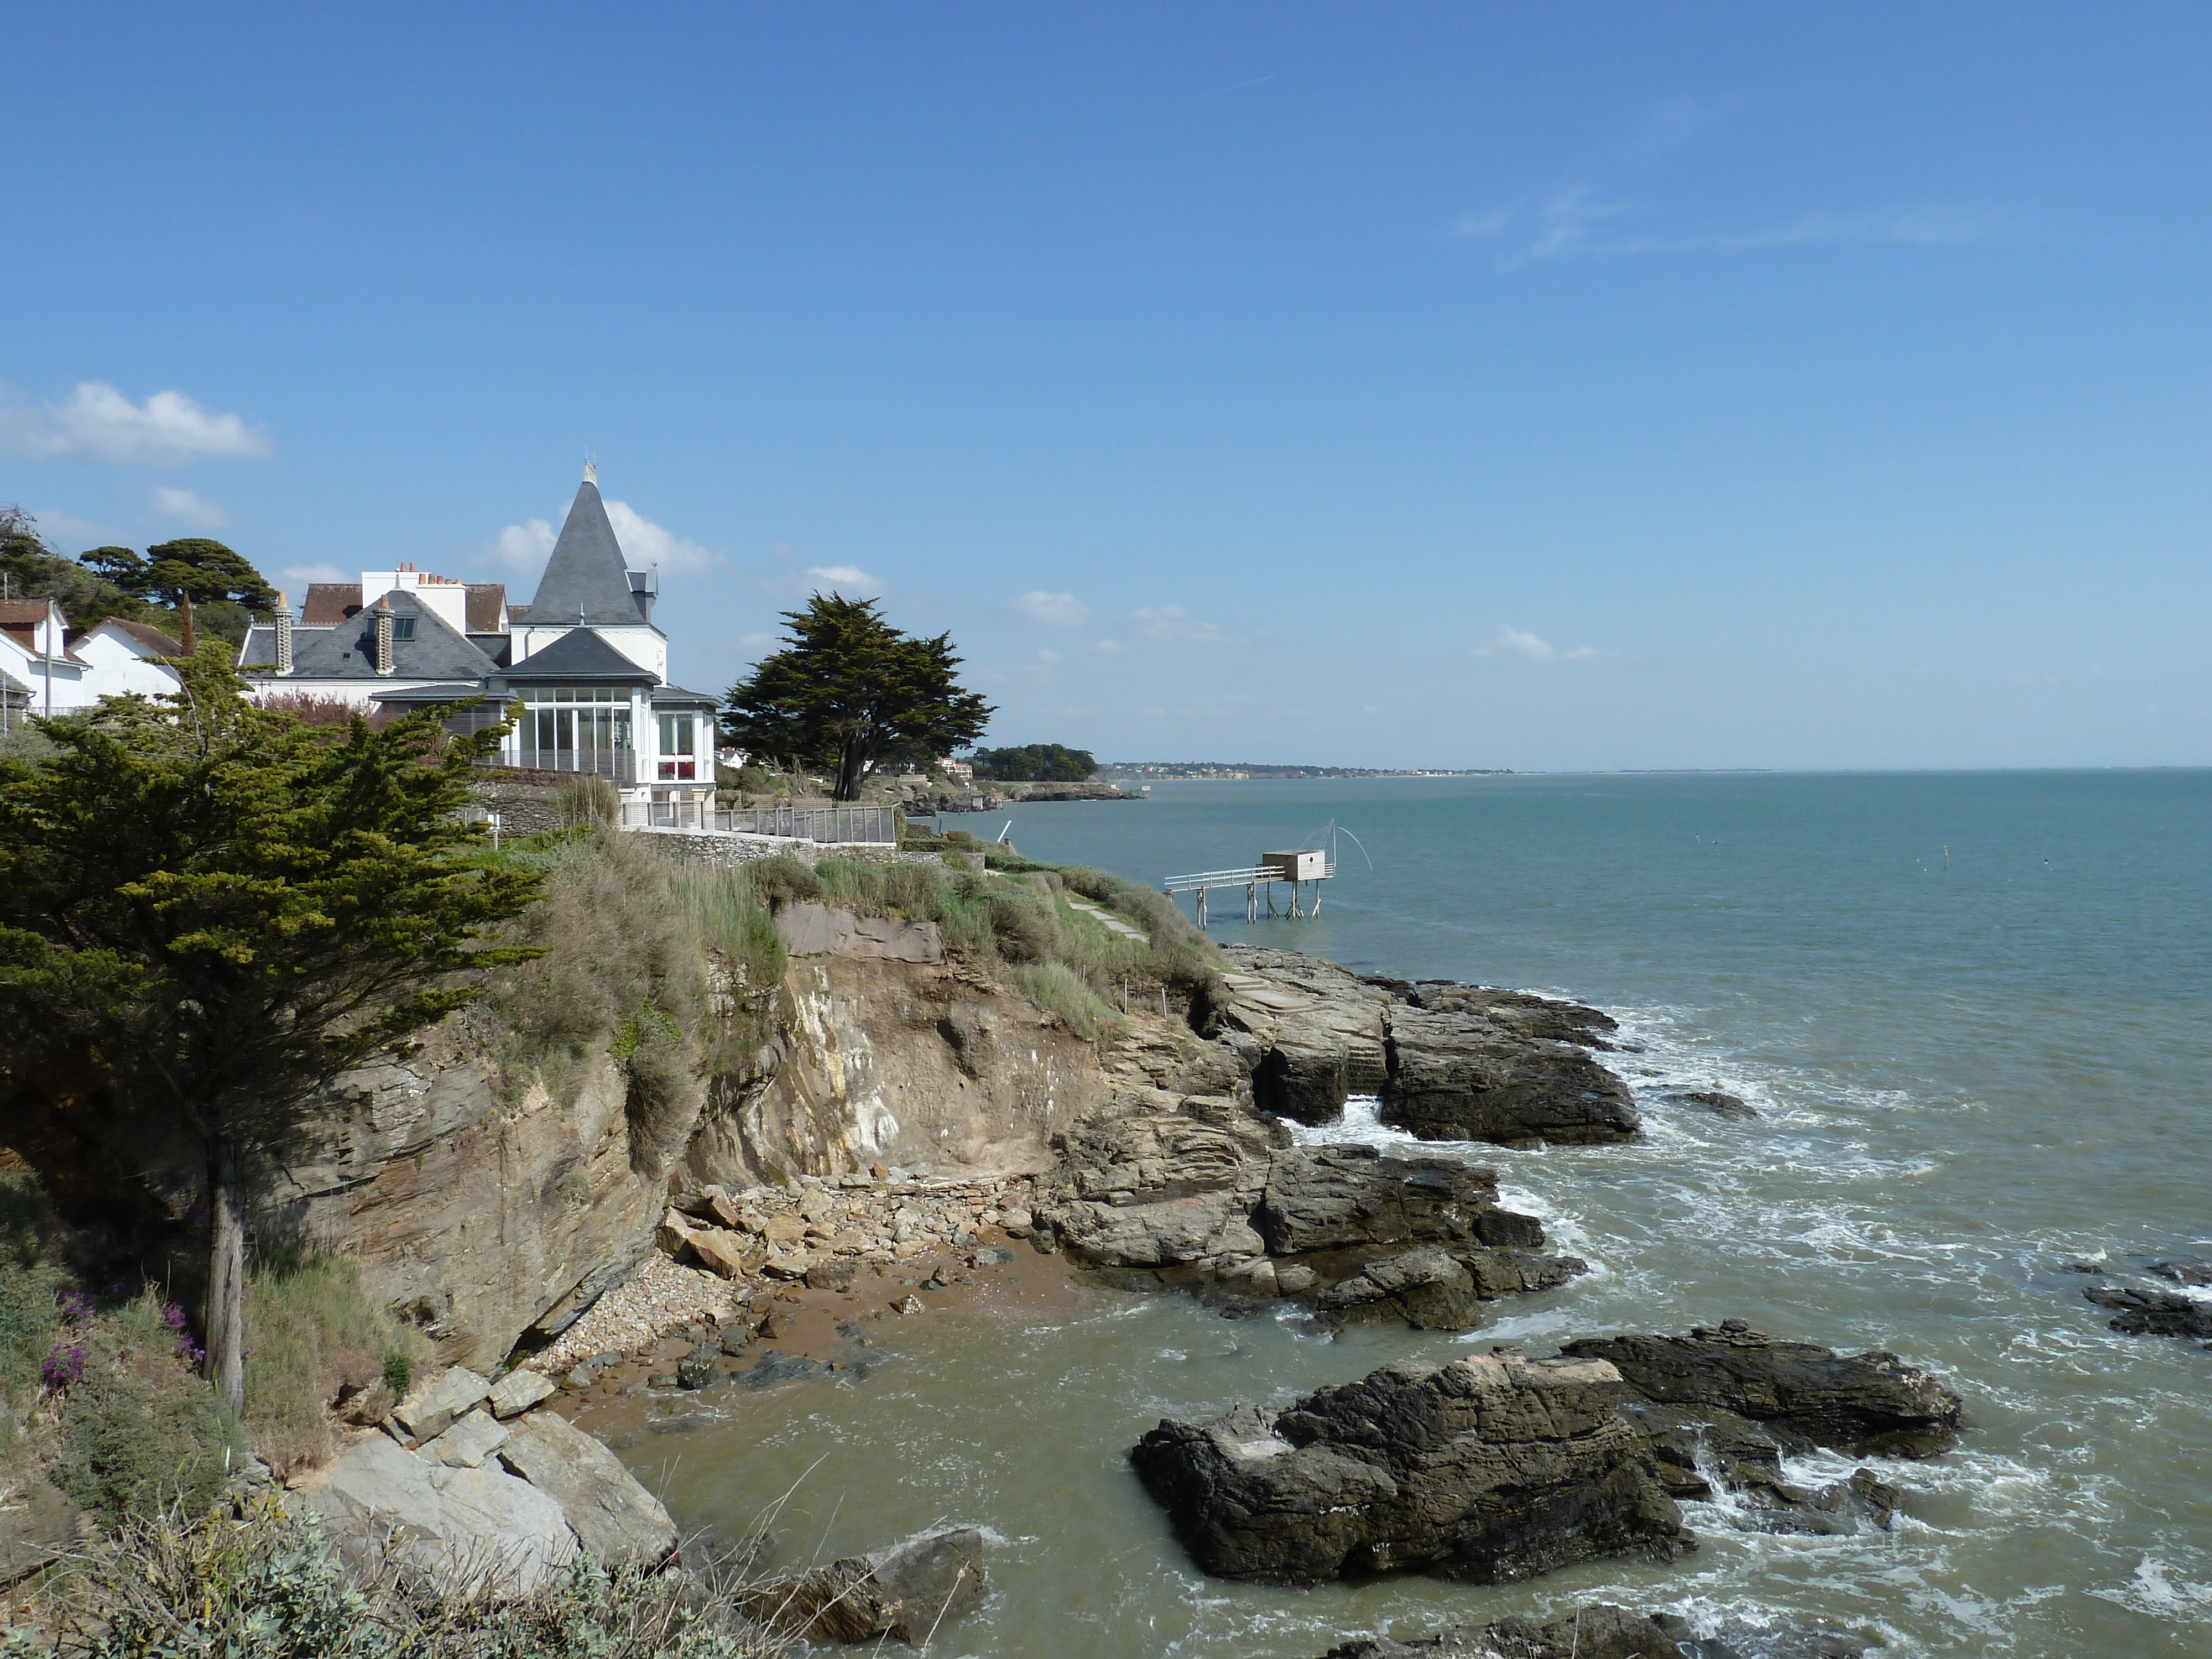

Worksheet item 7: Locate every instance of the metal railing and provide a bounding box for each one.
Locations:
[506,747,641,784]
[618,801,898,844]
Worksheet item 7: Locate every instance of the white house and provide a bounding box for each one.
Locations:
[0,599,184,719]
[237,467,718,806]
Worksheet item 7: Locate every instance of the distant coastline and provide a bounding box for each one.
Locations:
[1097,762,1515,781]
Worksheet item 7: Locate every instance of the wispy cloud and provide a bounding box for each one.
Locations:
[807,564,879,593]
[1131,604,1228,646]
[1011,589,1091,628]
[492,500,716,575]
[0,382,271,464]
[152,485,228,528]
[606,499,714,574]
[493,517,557,570]
[1473,625,1598,662]
[1457,190,2011,268]
[280,563,347,586]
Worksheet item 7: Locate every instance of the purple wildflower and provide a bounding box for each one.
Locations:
[41,1343,86,1387]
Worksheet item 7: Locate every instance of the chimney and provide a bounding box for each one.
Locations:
[180,594,198,654]
[274,593,294,675]
[373,597,394,676]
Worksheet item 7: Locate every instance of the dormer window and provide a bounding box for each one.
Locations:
[390,617,416,641]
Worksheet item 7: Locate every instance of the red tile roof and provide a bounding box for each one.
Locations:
[301,583,364,626]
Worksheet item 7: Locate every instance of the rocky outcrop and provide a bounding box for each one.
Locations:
[773,902,945,964]
[1382,1002,1639,1145]
[304,1386,675,1597]
[1562,1321,1963,1459]
[1216,948,1640,1146]
[2085,1284,2212,1342]
[1130,1352,1694,1585]
[1038,1115,1583,1330]
[739,1526,987,1645]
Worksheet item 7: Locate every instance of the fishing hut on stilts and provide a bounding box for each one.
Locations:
[1165,848,1335,926]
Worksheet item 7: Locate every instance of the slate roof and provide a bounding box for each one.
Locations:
[527,479,647,628]
[301,583,364,625]
[650,683,719,709]
[501,626,656,684]
[241,589,499,683]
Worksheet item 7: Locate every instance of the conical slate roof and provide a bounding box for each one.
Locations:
[528,478,646,627]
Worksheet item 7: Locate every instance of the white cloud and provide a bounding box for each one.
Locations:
[604,498,714,574]
[1460,189,2011,268]
[280,563,347,586]
[1094,639,1126,654]
[494,517,557,569]
[1012,589,1091,628]
[491,500,714,576]
[1473,625,1598,662]
[1131,604,1227,646]
[152,486,228,528]
[807,565,879,592]
[0,382,271,463]
[1037,648,1062,666]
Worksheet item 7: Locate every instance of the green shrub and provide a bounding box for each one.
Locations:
[985,893,1060,963]
[240,1255,432,1477]
[1003,961,1119,1041]
[8,1499,786,1658]
[382,1352,413,1397]
[742,855,820,910]
[554,775,619,827]
[55,1329,249,1525]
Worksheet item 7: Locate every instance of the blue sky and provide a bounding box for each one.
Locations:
[4,4,2208,769]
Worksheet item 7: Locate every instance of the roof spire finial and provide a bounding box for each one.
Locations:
[582,456,597,487]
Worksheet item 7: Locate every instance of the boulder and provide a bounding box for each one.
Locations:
[1130,1352,1693,1585]
[773,902,946,964]
[487,1368,557,1419]
[1460,1248,1587,1301]
[1383,1003,1640,1145]
[687,1228,754,1280]
[421,1407,510,1469]
[740,1526,987,1645]
[1253,1145,1501,1255]
[304,1432,577,1597]
[497,1410,679,1571]
[392,1365,493,1446]
[1660,1087,1759,1121]
[1314,1246,1481,1331]
[1213,949,1393,1126]
[1561,1322,1962,1459]
[1037,1090,1284,1269]
[2085,1284,2212,1340]
[806,1257,859,1292]
[677,1340,721,1389]
[1395,980,1623,1052]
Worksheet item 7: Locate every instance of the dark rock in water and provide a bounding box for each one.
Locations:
[1562,1321,1963,1458]
[1130,1351,1694,1586]
[1475,1208,1546,1249]
[717,1318,757,1356]
[2062,1261,2107,1275]
[2147,1256,2212,1288]
[1463,1248,1588,1301]
[2085,1284,2212,1340]
[1399,980,1623,1052]
[1315,1246,1481,1331]
[676,1340,719,1390]
[1661,1087,1760,1121]
[1215,950,1394,1126]
[1383,1003,1641,1145]
[740,1526,987,1644]
[1323,1603,1686,1658]
[1255,1145,1500,1255]
[731,1349,830,1390]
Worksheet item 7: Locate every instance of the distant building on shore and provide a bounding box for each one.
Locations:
[237,466,719,810]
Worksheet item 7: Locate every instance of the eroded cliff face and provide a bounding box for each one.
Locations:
[684,952,1109,1190]
[269,1029,672,1372]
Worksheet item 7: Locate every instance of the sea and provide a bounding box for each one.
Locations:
[633,771,2212,1656]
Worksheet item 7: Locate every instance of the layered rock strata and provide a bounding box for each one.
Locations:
[1562,1321,1961,1535]
[1131,1352,1694,1585]
[1213,947,1640,1145]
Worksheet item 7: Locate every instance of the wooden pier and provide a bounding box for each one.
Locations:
[1164,849,1335,925]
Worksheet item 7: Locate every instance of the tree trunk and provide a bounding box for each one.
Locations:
[834,743,868,802]
[205,1133,247,1415]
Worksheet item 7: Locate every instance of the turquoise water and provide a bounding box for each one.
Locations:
[640,773,2212,1655]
